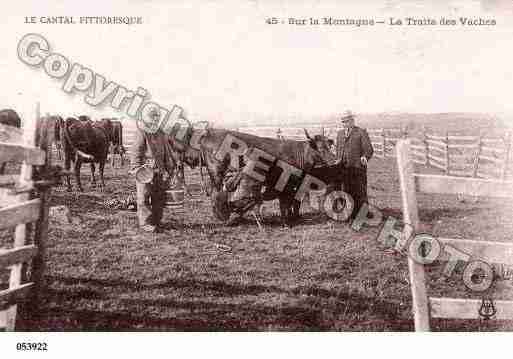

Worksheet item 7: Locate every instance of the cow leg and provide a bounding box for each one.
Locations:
[99,160,106,191]
[56,142,62,160]
[279,198,290,226]
[291,200,301,220]
[90,163,97,188]
[65,155,73,192]
[110,145,115,167]
[75,159,83,192]
[120,148,125,167]
[0,162,6,175]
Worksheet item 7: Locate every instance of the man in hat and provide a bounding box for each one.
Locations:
[336,110,374,220]
[130,109,184,233]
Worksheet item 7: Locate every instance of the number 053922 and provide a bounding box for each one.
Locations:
[16,342,48,351]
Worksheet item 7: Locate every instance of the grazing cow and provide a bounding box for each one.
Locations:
[110,120,126,166]
[61,117,113,191]
[0,109,22,174]
[195,128,337,223]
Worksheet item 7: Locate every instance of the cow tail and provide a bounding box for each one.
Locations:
[63,119,94,160]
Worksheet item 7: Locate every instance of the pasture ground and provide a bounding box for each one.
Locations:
[3,157,513,331]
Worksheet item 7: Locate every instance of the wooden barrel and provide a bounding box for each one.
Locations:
[165,189,185,213]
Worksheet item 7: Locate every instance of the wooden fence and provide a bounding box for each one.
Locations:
[0,104,54,331]
[396,139,513,331]
[367,128,513,180]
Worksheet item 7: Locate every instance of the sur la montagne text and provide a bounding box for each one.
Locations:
[268,16,496,26]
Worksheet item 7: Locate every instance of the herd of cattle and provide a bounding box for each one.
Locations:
[0,108,345,225]
[0,108,125,191]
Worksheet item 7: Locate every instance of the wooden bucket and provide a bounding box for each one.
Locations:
[165,189,185,211]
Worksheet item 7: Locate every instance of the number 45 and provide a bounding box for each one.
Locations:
[266,18,278,25]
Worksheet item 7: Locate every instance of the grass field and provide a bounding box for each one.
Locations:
[3,153,512,331]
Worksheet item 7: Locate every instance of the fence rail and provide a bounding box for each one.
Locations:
[396,140,513,331]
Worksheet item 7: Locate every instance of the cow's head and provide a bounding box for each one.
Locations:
[303,129,337,167]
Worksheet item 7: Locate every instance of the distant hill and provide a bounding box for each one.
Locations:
[235,112,512,136]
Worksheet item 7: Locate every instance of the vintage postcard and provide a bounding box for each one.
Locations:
[1,0,513,357]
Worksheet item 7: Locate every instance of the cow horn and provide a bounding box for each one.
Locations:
[303,128,312,140]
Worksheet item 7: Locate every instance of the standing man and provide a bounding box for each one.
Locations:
[336,110,374,220]
[130,110,180,233]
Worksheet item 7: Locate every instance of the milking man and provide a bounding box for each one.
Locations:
[336,110,374,220]
[130,109,184,233]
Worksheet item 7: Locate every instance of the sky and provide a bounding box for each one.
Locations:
[1,0,513,126]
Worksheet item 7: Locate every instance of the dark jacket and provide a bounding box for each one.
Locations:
[336,126,374,168]
[131,128,176,176]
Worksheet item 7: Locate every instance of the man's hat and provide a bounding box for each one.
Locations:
[340,110,355,121]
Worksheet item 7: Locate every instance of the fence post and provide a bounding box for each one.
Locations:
[473,133,482,178]
[501,132,511,180]
[396,140,431,331]
[445,131,449,175]
[381,128,386,158]
[31,109,53,310]
[423,128,429,167]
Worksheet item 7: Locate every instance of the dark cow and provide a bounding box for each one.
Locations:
[195,128,337,224]
[110,120,126,166]
[61,117,113,191]
[258,130,339,224]
[257,136,335,223]
[267,162,344,224]
[0,109,22,174]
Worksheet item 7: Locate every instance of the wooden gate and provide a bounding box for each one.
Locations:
[0,104,54,331]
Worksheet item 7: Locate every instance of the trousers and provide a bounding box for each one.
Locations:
[341,166,368,219]
[136,172,167,227]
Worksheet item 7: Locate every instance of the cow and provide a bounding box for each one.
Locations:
[61,117,113,191]
[256,130,339,224]
[0,109,22,174]
[110,119,126,166]
[194,128,337,224]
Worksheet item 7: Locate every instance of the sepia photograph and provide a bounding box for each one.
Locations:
[1,0,513,356]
